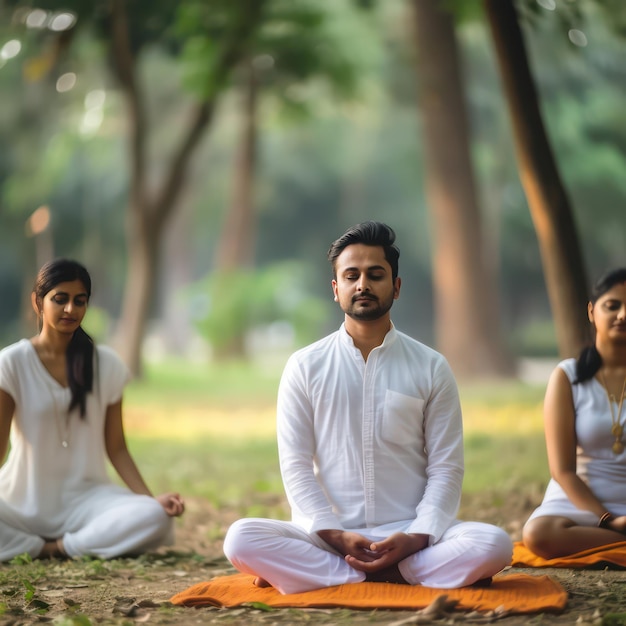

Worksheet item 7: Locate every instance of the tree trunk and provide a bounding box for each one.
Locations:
[161,190,196,356]
[411,0,513,379]
[484,0,590,358]
[117,208,159,374]
[108,0,267,375]
[214,59,259,271]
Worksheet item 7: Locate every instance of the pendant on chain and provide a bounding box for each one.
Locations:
[602,374,626,456]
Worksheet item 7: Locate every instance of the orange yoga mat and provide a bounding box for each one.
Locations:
[170,572,567,614]
[512,540,626,569]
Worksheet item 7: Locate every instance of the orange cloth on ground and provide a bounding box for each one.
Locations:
[170,572,567,614]
[512,540,626,569]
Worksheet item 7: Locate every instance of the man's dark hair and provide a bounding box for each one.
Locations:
[327,221,400,281]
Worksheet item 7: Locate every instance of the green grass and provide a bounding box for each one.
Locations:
[127,358,283,408]
[459,381,548,493]
[123,360,550,506]
[127,436,283,506]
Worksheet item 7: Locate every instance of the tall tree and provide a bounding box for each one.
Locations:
[483,0,590,358]
[5,0,269,374]
[410,0,513,378]
[214,0,363,274]
[107,0,267,374]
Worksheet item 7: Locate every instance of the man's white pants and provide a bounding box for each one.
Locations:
[224,518,513,595]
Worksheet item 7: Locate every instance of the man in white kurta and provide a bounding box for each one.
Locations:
[224,221,512,594]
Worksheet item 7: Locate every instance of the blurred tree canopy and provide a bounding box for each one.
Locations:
[0,0,624,375]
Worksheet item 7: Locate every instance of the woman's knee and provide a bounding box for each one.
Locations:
[522,517,560,558]
[121,495,172,546]
[140,495,169,523]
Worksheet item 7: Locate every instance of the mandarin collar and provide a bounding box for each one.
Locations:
[339,322,398,353]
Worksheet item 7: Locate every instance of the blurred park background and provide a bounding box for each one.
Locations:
[0,0,625,528]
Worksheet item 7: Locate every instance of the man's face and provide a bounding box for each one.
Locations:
[331,244,400,321]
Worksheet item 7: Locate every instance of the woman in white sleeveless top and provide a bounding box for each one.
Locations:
[523,267,626,558]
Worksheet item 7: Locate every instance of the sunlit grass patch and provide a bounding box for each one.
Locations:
[459,382,547,493]
[126,436,283,504]
[124,405,277,440]
[463,431,548,493]
[459,381,545,435]
[124,359,280,440]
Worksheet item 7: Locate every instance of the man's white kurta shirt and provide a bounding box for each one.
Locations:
[277,323,464,545]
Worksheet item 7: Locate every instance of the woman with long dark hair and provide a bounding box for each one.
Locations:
[0,259,184,560]
[523,267,626,558]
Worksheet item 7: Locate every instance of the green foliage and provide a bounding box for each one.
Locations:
[174,0,242,97]
[190,261,332,358]
[175,0,372,106]
[9,552,33,566]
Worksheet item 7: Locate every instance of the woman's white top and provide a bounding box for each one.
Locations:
[0,339,130,536]
[528,357,626,523]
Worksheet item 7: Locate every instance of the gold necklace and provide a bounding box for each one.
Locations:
[34,339,71,448]
[601,373,626,455]
[47,381,71,448]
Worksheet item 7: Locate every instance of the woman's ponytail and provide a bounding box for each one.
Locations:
[574,345,602,384]
[67,325,94,417]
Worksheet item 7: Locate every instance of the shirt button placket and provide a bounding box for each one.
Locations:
[362,353,377,526]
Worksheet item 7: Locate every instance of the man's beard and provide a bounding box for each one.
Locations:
[345,294,394,321]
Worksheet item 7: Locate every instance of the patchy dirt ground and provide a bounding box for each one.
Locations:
[2,493,626,625]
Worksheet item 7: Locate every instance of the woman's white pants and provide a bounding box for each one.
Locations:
[0,489,173,561]
[224,518,513,595]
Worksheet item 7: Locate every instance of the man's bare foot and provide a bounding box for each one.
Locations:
[253,577,272,588]
[365,565,408,584]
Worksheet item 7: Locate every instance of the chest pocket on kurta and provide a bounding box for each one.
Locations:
[381,390,424,446]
